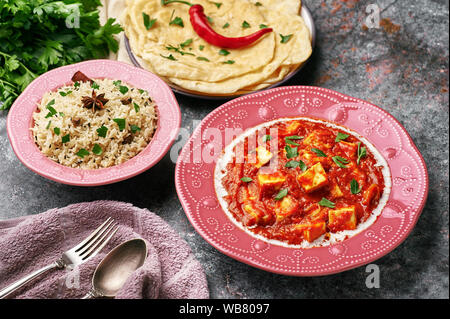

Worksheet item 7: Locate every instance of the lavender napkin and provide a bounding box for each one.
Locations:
[0,201,209,299]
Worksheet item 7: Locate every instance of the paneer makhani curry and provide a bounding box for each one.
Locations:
[216,118,390,246]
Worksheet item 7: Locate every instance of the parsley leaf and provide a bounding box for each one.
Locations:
[113,118,126,131]
[280,33,293,43]
[242,21,251,28]
[357,142,367,165]
[53,127,60,135]
[118,85,129,94]
[332,156,349,168]
[130,125,141,133]
[197,57,210,62]
[160,54,177,61]
[61,134,70,144]
[76,148,90,158]
[285,146,298,159]
[311,148,327,157]
[219,49,230,56]
[240,177,253,183]
[350,179,362,194]
[335,132,350,143]
[169,13,184,27]
[318,198,335,208]
[97,126,108,138]
[92,144,103,155]
[275,188,288,201]
[223,22,230,28]
[142,13,157,30]
[259,24,269,29]
[222,60,235,64]
[91,82,100,90]
[133,102,140,113]
[179,39,193,49]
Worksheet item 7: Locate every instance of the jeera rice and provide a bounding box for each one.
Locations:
[31,78,158,169]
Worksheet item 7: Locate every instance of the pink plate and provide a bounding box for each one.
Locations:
[175,86,428,276]
[7,59,181,186]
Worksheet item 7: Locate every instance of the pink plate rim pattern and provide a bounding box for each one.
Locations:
[7,59,181,186]
[175,86,428,276]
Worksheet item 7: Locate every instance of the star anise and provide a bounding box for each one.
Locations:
[81,90,109,110]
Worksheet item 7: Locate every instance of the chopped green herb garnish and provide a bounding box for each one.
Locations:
[74,82,80,88]
[166,44,195,56]
[160,54,177,61]
[285,136,303,146]
[59,112,65,117]
[280,33,293,43]
[219,49,230,56]
[138,89,146,94]
[113,118,126,131]
[61,134,70,144]
[96,125,108,138]
[242,21,251,28]
[76,148,89,158]
[180,38,193,49]
[92,144,103,155]
[46,121,51,129]
[133,102,140,113]
[311,148,327,157]
[335,132,350,143]
[59,90,72,97]
[299,160,307,172]
[142,12,157,30]
[357,142,367,165]
[130,125,141,133]
[350,179,362,194]
[332,156,349,168]
[91,82,100,89]
[275,188,288,201]
[222,22,230,28]
[318,198,335,208]
[259,24,268,29]
[255,2,262,6]
[222,60,235,64]
[285,145,298,159]
[212,2,222,9]
[240,177,253,183]
[199,45,205,51]
[197,57,210,62]
[262,134,271,142]
[47,99,55,107]
[118,85,129,95]
[285,160,299,168]
[169,16,184,27]
[285,139,299,146]
[113,80,122,86]
[206,16,213,24]
[45,100,57,118]
[53,127,60,135]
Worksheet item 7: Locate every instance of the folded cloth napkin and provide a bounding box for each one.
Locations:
[0,201,209,299]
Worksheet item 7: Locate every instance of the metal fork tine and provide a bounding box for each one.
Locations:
[77,219,115,256]
[73,217,112,252]
[81,224,119,260]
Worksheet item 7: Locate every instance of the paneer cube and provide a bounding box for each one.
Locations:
[303,130,333,149]
[363,184,380,206]
[243,203,273,226]
[330,183,344,198]
[328,206,357,232]
[338,141,358,159]
[306,204,327,221]
[283,121,302,135]
[255,146,273,168]
[295,221,327,242]
[257,172,286,196]
[297,162,328,193]
[275,196,300,222]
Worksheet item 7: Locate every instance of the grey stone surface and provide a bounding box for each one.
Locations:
[0,0,448,298]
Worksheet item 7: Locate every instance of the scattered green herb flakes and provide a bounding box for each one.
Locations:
[59,112,65,117]
[219,49,230,56]
[142,12,156,30]
[275,188,288,201]
[255,2,262,6]
[199,45,205,51]
[212,2,222,9]
[45,100,57,118]
[299,160,307,172]
[180,39,193,49]
[240,177,253,183]
[169,14,184,27]
[318,198,335,208]
[59,90,72,97]
[206,16,213,24]
[285,135,303,146]
[138,88,145,94]
[242,21,251,28]
[262,134,271,142]
[76,148,90,158]
[96,125,108,138]
[350,179,362,194]
[335,132,350,143]
[280,33,293,43]
[91,82,100,89]
[118,85,129,94]
[113,118,126,131]
[285,145,298,159]
[53,127,60,135]
[61,134,70,144]
[357,142,367,165]
[222,60,235,64]
[133,102,140,113]
[113,80,122,86]
[160,54,177,61]
[222,22,230,28]
[46,121,51,129]
[259,24,268,29]
[92,144,103,155]
[285,160,299,168]
[311,148,327,157]
[130,125,141,133]
[166,44,195,56]
[74,82,80,88]
[332,156,349,168]
[197,57,210,62]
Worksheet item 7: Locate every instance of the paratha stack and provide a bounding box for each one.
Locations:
[122,0,312,95]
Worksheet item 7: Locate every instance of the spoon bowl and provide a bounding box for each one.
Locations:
[83,238,147,298]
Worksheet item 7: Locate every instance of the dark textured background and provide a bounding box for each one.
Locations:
[0,0,448,298]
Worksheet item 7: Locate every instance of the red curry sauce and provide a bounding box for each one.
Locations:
[221,119,386,245]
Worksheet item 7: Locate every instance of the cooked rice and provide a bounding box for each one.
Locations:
[31,78,158,169]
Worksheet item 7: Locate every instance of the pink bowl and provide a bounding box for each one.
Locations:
[7,60,181,186]
[175,86,429,276]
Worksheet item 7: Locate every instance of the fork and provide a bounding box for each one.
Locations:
[0,217,119,299]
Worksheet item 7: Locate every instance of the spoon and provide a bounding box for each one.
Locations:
[82,238,147,299]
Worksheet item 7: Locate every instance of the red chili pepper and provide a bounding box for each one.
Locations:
[162,0,273,49]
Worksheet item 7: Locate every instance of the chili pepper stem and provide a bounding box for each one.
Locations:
[161,0,193,6]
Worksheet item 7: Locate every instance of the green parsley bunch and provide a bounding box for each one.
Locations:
[0,0,123,110]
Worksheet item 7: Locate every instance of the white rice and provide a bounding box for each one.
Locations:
[31,79,158,169]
